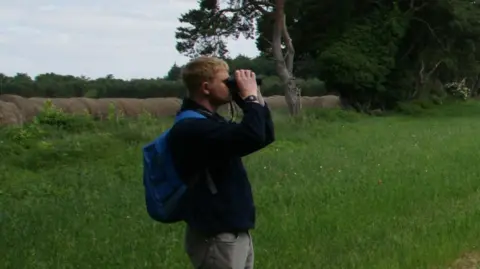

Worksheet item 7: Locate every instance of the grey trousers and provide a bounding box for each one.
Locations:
[184,226,254,269]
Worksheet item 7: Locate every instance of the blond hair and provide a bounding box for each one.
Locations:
[181,56,229,95]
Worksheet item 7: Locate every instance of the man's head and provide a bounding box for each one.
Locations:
[181,56,231,111]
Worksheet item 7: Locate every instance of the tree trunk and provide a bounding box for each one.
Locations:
[272,0,301,116]
[414,59,442,100]
[472,73,480,97]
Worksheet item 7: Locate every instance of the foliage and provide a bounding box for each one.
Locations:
[3,103,480,268]
[0,101,160,169]
[317,4,411,111]
[35,99,95,131]
[175,0,271,58]
[0,55,326,98]
[445,78,471,100]
[254,0,480,110]
[0,72,186,98]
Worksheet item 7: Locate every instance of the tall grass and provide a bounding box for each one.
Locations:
[1,101,480,268]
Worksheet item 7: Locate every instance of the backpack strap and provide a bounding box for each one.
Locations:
[173,110,217,195]
[174,110,207,123]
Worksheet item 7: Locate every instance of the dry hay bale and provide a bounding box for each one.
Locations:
[215,95,340,113]
[218,95,287,113]
[50,98,77,113]
[265,95,287,109]
[313,95,341,108]
[65,98,90,115]
[265,96,325,108]
[29,97,70,112]
[114,98,148,117]
[29,97,49,108]
[0,94,40,121]
[301,96,318,108]
[29,97,90,115]
[28,97,50,115]
[93,98,125,119]
[0,100,24,126]
[88,97,180,119]
[74,97,102,116]
[143,98,181,117]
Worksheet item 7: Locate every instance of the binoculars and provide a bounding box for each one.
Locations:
[224,76,263,93]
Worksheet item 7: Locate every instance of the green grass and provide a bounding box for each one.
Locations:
[1,101,480,269]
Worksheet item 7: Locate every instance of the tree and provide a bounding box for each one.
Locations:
[174,0,302,116]
[282,0,480,110]
[164,63,182,81]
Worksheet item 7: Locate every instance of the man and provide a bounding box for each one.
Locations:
[167,56,275,269]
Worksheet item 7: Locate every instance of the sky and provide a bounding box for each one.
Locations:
[0,0,260,80]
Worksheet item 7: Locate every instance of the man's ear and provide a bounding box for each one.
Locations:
[201,82,210,96]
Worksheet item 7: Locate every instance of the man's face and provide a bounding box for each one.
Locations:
[205,69,231,106]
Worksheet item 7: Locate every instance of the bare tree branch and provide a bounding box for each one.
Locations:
[427,60,443,77]
[411,17,447,51]
[419,59,425,83]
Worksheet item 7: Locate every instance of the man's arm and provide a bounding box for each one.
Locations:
[175,101,268,158]
[172,69,272,159]
[234,86,274,146]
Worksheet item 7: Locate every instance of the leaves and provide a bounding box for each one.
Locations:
[175,0,273,58]
[317,5,409,94]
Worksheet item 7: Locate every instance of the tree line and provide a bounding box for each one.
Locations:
[0,55,326,99]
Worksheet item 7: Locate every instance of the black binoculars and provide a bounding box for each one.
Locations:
[224,76,263,93]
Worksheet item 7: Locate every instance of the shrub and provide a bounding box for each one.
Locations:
[35,99,95,132]
[445,78,471,100]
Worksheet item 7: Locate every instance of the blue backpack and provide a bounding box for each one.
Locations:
[142,110,208,223]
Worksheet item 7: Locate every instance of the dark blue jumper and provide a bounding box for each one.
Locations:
[167,98,275,236]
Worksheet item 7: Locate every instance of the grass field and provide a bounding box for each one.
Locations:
[1,101,480,269]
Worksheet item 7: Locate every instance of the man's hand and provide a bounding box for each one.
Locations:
[235,69,258,101]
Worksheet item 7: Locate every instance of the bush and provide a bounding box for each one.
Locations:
[445,78,471,100]
[35,99,95,132]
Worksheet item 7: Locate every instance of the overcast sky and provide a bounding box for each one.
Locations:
[0,0,260,80]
